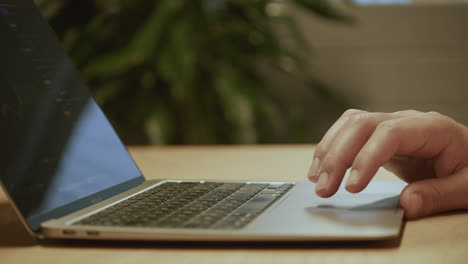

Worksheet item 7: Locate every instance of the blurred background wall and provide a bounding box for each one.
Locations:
[39,0,468,145]
[263,1,468,143]
[296,2,468,127]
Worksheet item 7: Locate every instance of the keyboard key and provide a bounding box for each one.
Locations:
[74,182,293,229]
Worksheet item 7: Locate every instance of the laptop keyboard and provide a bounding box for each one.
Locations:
[74,182,293,229]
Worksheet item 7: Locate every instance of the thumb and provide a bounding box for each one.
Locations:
[400,167,468,219]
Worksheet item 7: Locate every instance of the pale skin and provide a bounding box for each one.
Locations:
[307,109,468,219]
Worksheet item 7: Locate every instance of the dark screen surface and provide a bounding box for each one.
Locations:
[0,0,144,231]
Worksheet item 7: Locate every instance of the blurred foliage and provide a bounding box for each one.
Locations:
[35,0,351,145]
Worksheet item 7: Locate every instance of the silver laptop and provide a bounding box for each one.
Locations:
[0,0,406,242]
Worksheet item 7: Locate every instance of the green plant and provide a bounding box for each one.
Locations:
[35,0,350,145]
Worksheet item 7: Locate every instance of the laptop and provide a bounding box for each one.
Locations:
[0,0,406,242]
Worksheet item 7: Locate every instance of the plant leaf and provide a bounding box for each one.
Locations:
[83,0,182,78]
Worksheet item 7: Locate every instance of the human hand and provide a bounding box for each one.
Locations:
[307,109,468,219]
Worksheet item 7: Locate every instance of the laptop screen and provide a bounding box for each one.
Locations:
[0,0,144,231]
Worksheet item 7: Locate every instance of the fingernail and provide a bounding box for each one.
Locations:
[346,169,359,189]
[316,172,329,194]
[308,157,321,182]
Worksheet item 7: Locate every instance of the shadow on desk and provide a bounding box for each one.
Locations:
[41,237,404,251]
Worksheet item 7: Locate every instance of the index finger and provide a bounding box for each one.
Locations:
[308,109,366,180]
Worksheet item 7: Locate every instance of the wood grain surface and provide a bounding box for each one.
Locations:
[1,145,467,264]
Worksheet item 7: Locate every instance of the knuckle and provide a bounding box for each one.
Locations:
[348,112,385,135]
[424,111,447,121]
[424,111,445,119]
[424,111,457,127]
[349,112,373,123]
[394,109,421,116]
[376,119,400,133]
[426,111,441,116]
[343,109,366,118]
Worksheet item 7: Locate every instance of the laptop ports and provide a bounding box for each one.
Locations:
[62,230,76,236]
[86,231,99,236]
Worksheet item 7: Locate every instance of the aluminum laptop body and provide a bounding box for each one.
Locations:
[0,0,406,242]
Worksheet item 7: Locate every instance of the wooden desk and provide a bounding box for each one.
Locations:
[1,145,468,263]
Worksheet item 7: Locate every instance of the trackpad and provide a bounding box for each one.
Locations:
[249,181,407,237]
[305,194,401,227]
